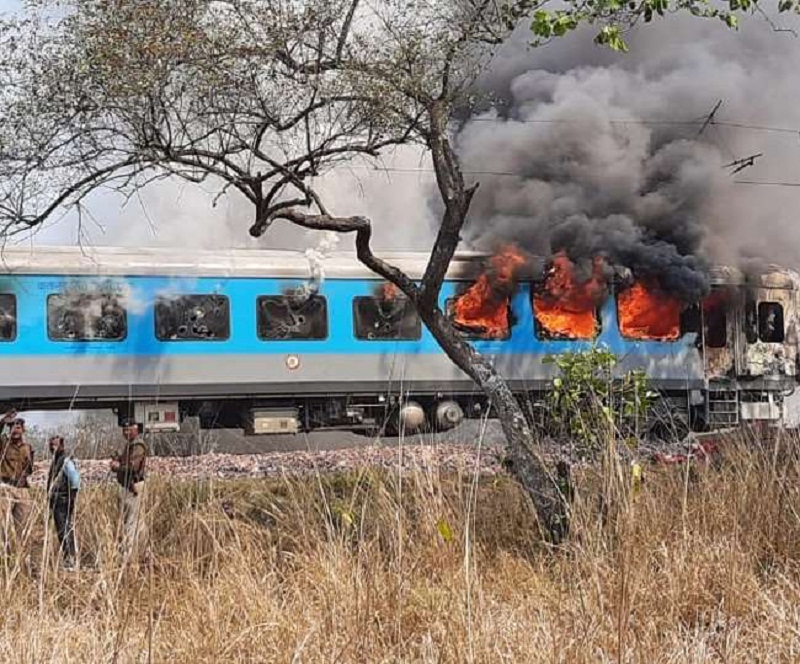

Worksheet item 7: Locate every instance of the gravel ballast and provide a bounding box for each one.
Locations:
[28,443,507,487]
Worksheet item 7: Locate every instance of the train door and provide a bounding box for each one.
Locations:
[696,286,737,380]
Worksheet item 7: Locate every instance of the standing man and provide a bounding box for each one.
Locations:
[0,411,34,551]
[47,435,80,570]
[110,417,148,562]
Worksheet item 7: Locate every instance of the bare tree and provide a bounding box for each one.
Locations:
[0,0,785,541]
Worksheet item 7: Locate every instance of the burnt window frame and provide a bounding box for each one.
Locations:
[679,303,702,338]
[0,294,16,342]
[757,301,785,343]
[531,290,602,341]
[615,290,682,342]
[46,291,127,342]
[256,294,329,341]
[444,295,512,341]
[154,293,231,342]
[352,295,422,341]
[681,300,728,348]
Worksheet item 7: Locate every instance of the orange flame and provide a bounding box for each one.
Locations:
[452,245,526,338]
[534,253,604,339]
[618,282,681,340]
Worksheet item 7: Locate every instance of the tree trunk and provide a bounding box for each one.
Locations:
[419,102,570,543]
[266,206,572,542]
[424,308,570,544]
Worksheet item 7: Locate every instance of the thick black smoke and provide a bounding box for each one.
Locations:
[456,13,800,302]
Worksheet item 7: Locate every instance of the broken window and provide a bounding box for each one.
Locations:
[616,284,681,341]
[679,304,701,336]
[445,297,511,340]
[47,292,126,341]
[758,302,785,343]
[353,295,421,340]
[699,290,730,349]
[533,293,600,340]
[257,295,328,340]
[744,300,785,344]
[679,303,726,347]
[0,294,15,341]
[155,294,230,341]
[705,308,727,348]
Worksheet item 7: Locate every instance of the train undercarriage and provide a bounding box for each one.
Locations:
[103,381,791,447]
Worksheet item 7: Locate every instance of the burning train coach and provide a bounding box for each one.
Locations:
[0,245,795,438]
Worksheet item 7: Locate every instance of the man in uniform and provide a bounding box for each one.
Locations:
[47,435,80,569]
[110,417,148,562]
[0,410,34,552]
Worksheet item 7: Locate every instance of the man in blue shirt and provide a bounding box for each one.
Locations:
[47,435,80,570]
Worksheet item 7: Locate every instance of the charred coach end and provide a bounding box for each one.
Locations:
[0,246,796,440]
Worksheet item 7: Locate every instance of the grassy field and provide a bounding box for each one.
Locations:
[2,434,800,662]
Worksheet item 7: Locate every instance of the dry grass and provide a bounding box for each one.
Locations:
[2,432,800,663]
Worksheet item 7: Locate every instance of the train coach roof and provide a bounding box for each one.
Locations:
[0,245,491,279]
[708,265,800,288]
[0,246,796,288]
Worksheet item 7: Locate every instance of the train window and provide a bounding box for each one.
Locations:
[47,292,126,341]
[532,294,600,340]
[0,294,15,341]
[758,302,785,343]
[705,307,727,348]
[616,286,682,341]
[445,297,511,340]
[353,295,421,340]
[678,303,726,347]
[679,304,701,336]
[155,294,230,341]
[701,290,729,349]
[257,295,328,340]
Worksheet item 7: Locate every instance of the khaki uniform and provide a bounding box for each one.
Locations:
[0,435,34,551]
[113,440,148,562]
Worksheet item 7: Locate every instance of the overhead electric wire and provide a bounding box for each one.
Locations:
[465,116,800,135]
[364,165,800,187]
[733,180,800,187]
[358,113,800,186]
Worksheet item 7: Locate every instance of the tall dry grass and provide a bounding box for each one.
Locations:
[2,431,800,662]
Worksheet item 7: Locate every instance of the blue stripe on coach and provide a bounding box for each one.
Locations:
[1,274,696,357]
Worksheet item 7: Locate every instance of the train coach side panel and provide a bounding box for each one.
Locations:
[0,274,707,401]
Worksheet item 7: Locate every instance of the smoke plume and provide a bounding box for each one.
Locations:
[458,13,800,301]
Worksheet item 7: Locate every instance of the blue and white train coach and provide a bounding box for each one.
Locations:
[0,245,797,436]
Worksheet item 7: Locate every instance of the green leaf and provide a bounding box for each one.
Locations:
[724,14,738,28]
[531,11,553,38]
[437,518,454,543]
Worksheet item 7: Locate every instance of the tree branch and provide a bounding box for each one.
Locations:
[254,209,420,299]
[3,157,144,228]
[418,100,477,309]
